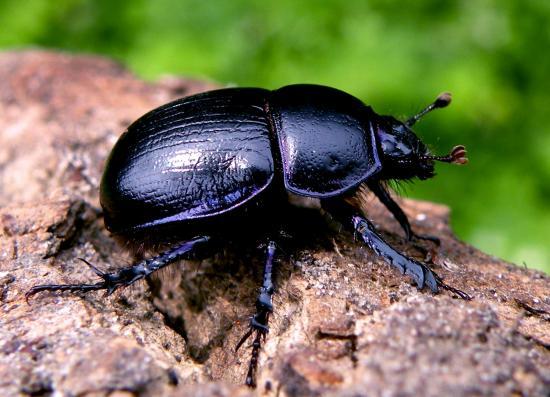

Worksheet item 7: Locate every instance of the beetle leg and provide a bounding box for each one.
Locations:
[323,199,439,292]
[352,215,439,292]
[324,198,471,299]
[26,236,210,301]
[235,240,276,388]
[368,181,441,254]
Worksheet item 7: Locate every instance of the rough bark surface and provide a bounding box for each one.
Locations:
[0,50,548,397]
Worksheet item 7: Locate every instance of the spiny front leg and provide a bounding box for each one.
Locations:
[323,198,470,299]
[236,241,276,388]
[353,216,471,299]
[26,236,210,301]
[352,216,439,292]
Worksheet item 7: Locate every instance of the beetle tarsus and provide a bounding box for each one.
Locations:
[235,312,269,388]
[434,274,472,300]
[26,236,210,302]
[242,329,266,388]
[25,282,106,302]
[235,241,276,388]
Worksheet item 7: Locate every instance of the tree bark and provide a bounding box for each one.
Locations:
[0,50,548,397]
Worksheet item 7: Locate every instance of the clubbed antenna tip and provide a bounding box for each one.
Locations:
[434,92,452,108]
[423,144,468,165]
[406,91,453,127]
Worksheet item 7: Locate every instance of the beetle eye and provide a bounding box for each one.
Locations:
[395,124,408,135]
[381,139,395,152]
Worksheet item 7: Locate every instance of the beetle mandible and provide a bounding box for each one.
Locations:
[27,84,469,387]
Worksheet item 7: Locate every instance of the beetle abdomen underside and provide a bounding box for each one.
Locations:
[100,88,274,234]
[270,85,382,197]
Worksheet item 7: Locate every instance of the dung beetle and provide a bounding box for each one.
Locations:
[27,84,469,387]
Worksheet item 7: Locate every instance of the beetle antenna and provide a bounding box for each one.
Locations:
[422,145,468,165]
[406,92,452,127]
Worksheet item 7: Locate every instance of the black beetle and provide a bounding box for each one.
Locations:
[27,84,469,387]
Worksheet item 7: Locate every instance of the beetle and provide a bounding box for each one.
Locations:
[27,84,469,387]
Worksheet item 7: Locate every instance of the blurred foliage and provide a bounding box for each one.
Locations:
[1,0,549,273]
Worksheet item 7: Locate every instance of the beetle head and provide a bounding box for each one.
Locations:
[375,92,467,181]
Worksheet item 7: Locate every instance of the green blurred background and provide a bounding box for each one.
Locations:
[1,0,549,273]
